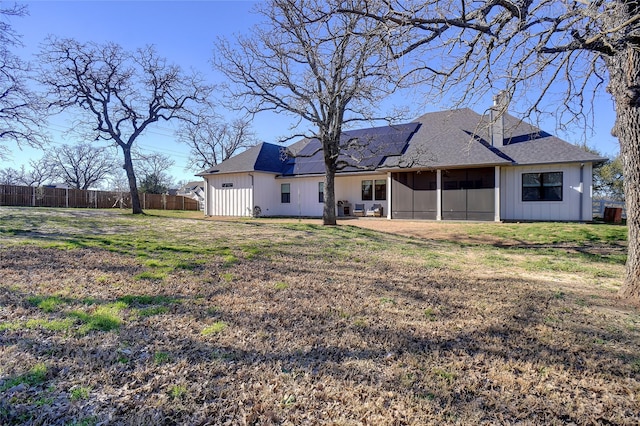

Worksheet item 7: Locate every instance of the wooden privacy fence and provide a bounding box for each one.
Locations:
[0,185,200,211]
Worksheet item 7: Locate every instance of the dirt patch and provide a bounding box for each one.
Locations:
[344,218,513,244]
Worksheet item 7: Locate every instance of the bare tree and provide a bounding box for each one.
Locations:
[0,166,19,185]
[50,142,117,190]
[178,116,257,170]
[341,0,640,299]
[134,151,175,193]
[17,157,56,187]
[214,0,405,225]
[0,3,46,158]
[0,157,56,187]
[37,38,212,213]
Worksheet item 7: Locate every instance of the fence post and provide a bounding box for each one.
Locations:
[32,186,35,207]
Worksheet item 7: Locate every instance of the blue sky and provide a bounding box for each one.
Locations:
[5,0,621,186]
[7,0,280,184]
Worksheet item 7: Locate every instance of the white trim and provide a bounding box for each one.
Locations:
[436,169,442,221]
[386,172,392,219]
[494,166,501,222]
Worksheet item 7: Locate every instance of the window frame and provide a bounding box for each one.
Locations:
[374,179,386,201]
[361,180,373,201]
[281,183,291,204]
[521,172,563,202]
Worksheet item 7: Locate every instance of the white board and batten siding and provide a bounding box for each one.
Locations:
[271,176,324,217]
[274,173,389,217]
[206,173,389,217]
[334,174,389,213]
[204,172,257,217]
[205,173,329,217]
[500,163,593,221]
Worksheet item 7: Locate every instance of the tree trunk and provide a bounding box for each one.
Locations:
[322,138,339,226]
[606,40,640,301]
[323,169,337,225]
[121,145,143,214]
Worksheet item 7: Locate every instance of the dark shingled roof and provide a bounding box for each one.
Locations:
[383,109,511,169]
[199,109,605,177]
[197,143,286,175]
[382,109,604,169]
[490,113,606,165]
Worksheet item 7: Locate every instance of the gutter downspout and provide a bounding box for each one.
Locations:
[579,163,584,221]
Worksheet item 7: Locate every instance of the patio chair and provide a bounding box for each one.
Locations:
[353,203,365,217]
[366,204,383,217]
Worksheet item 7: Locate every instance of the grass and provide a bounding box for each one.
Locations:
[274,281,289,291]
[168,385,187,399]
[117,295,177,305]
[25,318,76,332]
[0,207,636,425]
[460,221,627,245]
[0,363,47,391]
[153,352,170,364]
[27,295,66,312]
[68,302,126,334]
[138,306,169,317]
[423,307,437,321]
[202,321,227,336]
[70,386,90,401]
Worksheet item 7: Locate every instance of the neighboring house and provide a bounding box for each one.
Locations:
[198,108,605,221]
[44,183,72,189]
[177,180,205,210]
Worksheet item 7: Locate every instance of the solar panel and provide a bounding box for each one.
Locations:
[286,122,420,175]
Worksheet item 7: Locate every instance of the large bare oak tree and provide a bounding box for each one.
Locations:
[344,0,640,301]
[214,0,404,225]
[0,3,46,158]
[37,38,211,214]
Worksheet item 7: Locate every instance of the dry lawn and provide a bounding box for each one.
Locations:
[0,208,638,425]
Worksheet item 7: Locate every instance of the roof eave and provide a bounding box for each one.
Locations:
[511,158,607,167]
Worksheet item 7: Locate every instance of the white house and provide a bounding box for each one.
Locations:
[198,108,605,221]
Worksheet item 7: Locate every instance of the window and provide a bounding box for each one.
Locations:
[522,172,563,201]
[318,182,324,203]
[362,180,373,200]
[281,183,291,203]
[362,179,386,200]
[374,179,386,200]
